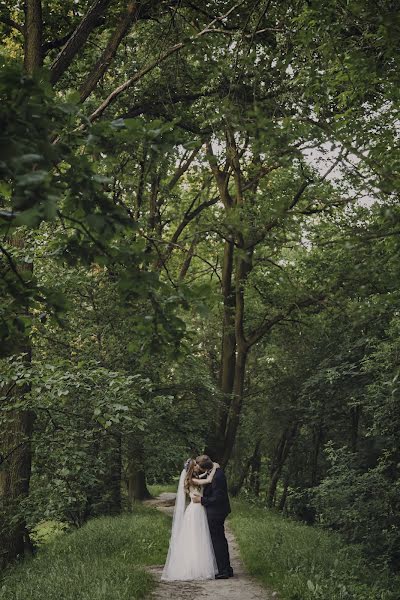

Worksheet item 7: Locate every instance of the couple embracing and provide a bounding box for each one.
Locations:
[161,454,233,581]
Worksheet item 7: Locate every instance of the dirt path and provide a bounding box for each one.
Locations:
[144,493,276,600]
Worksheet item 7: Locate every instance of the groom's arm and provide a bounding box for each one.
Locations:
[200,469,227,507]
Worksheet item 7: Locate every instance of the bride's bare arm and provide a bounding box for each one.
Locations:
[191,462,219,486]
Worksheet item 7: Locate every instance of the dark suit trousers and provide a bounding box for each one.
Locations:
[207,516,231,574]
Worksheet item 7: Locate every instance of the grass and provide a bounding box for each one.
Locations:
[148,482,179,497]
[5,486,395,600]
[0,504,171,600]
[229,499,400,600]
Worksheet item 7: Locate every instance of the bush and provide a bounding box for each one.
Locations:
[311,444,400,569]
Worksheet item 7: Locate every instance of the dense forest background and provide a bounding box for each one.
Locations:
[1,0,400,584]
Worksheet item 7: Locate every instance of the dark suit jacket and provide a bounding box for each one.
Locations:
[201,468,231,519]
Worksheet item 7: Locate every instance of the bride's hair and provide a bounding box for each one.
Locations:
[184,458,197,493]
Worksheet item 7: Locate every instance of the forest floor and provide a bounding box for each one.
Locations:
[144,493,276,600]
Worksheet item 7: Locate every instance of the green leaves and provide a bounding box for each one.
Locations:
[0,60,190,348]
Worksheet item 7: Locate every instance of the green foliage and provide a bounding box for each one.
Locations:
[230,500,399,600]
[231,226,400,566]
[2,0,400,582]
[0,354,151,528]
[312,444,400,569]
[30,520,69,546]
[0,59,187,352]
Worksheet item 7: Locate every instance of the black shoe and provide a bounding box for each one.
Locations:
[228,568,234,577]
[215,571,230,579]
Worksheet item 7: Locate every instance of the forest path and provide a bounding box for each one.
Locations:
[144,493,276,600]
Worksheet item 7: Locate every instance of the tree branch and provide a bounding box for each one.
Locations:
[0,15,24,33]
[247,293,327,348]
[0,244,30,288]
[144,234,222,284]
[50,0,112,85]
[42,31,73,53]
[166,144,202,191]
[79,0,141,102]
[88,1,246,123]
[158,186,219,267]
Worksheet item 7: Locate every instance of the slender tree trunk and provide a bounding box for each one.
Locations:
[149,172,161,233]
[310,423,323,487]
[203,127,327,469]
[278,472,289,512]
[229,439,261,496]
[267,423,298,508]
[350,405,360,452]
[249,441,261,496]
[219,240,236,396]
[135,144,147,220]
[267,469,280,508]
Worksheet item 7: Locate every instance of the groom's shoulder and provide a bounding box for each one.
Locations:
[214,467,226,481]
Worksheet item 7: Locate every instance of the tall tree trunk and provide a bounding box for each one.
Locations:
[0,361,36,568]
[178,234,198,281]
[205,131,308,468]
[102,430,122,515]
[221,344,249,467]
[205,239,236,461]
[24,0,42,73]
[220,245,253,467]
[128,469,151,502]
[0,4,42,567]
[127,436,151,502]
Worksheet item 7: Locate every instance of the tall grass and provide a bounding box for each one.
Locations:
[0,505,170,600]
[5,489,394,600]
[229,500,399,600]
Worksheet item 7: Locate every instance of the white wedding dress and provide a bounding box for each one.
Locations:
[161,469,218,581]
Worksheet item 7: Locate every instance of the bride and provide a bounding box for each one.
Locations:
[161,458,219,581]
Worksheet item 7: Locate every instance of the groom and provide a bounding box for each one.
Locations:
[192,454,233,579]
